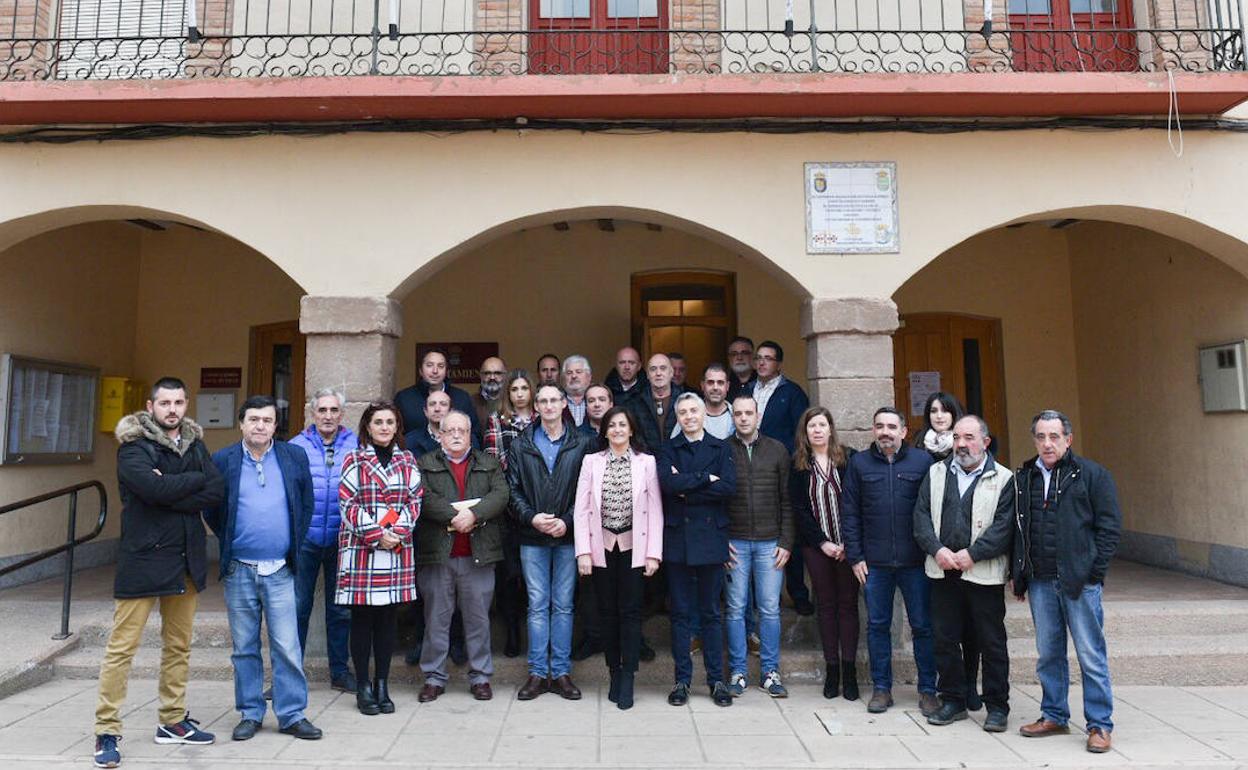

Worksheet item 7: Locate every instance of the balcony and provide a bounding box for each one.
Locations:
[0,0,1243,81]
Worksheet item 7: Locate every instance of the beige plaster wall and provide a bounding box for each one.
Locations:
[892,224,1083,465]
[0,223,140,558]
[1068,222,1248,551]
[3,129,1247,303]
[395,220,808,395]
[131,226,305,454]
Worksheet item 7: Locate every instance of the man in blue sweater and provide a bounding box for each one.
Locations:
[207,396,322,743]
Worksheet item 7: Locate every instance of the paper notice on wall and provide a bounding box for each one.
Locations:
[908,371,941,417]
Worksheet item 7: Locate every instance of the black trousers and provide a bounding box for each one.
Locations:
[931,574,1009,713]
[350,604,398,682]
[593,546,644,672]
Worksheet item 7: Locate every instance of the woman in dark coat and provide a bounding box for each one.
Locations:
[790,406,859,700]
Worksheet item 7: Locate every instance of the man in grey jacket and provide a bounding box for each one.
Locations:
[913,415,1014,733]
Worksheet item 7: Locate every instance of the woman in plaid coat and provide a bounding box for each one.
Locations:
[336,400,421,716]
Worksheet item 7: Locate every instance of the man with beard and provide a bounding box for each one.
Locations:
[395,348,480,442]
[726,336,758,402]
[536,354,562,388]
[912,415,1014,733]
[561,355,593,427]
[93,377,225,768]
[841,407,938,717]
[472,357,508,430]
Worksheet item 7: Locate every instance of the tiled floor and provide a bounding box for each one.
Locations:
[4,677,1248,769]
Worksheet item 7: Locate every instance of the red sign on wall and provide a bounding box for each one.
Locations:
[416,343,500,385]
[200,367,243,389]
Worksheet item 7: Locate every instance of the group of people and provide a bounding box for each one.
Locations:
[89,335,1124,770]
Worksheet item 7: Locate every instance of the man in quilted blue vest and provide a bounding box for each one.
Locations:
[913,415,1015,734]
[290,388,357,693]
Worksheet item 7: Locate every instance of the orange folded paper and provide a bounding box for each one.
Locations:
[379,508,400,528]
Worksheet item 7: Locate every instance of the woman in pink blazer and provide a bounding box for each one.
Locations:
[574,406,663,711]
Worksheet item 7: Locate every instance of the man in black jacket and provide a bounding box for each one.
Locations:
[1012,410,1121,754]
[394,348,480,443]
[627,353,684,453]
[507,384,593,702]
[93,377,225,769]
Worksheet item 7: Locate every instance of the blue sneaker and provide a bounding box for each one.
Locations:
[761,671,789,698]
[93,734,121,768]
[727,672,747,697]
[154,714,215,745]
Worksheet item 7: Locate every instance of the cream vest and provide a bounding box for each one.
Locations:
[924,460,1010,585]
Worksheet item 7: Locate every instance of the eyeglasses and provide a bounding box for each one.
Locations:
[442,427,470,436]
[251,458,266,487]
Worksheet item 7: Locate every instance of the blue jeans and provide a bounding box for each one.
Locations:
[294,540,351,679]
[520,543,576,679]
[863,565,936,693]
[223,561,308,729]
[1028,579,1114,732]
[725,539,784,676]
[667,561,725,686]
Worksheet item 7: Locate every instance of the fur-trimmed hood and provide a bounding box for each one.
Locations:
[114,411,204,455]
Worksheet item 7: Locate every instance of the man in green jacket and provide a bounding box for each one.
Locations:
[415,411,510,703]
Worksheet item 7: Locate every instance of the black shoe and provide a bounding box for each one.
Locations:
[279,719,323,740]
[823,662,840,699]
[404,644,422,666]
[793,597,815,616]
[504,624,521,658]
[572,639,602,662]
[638,638,656,663]
[710,682,733,707]
[983,709,1008,733]
[607,667,621,704]
[841,661,860,701]
[356,682,381,716]
[667,682,690,706]
[617,672,635,710]
[331,673,357,693]
[449,641,468,666]
[374,679,395,714]
[966,690,984,712]
[231,719,261,741]
[926,701,969,726]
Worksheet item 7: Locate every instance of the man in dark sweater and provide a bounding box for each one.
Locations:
[913,415,1015,733]
[724,396,794,698]
[1011,409,1122,754]
[207,395,321,742]
[394,348,479,443]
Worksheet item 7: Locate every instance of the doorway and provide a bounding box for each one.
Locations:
[248,320,305,439]
[631,270,736,386]
[528,0,669,73]
[893,313,1009,464]
[1007,0,1136,71]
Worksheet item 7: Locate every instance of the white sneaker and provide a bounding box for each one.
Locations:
[761,671,789,698]
[727,672,746,697]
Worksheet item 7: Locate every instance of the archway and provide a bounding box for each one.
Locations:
[894,215,1248,586]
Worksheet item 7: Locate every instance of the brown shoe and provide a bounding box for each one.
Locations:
[418,684,444,703]
[918,692,940,717]
[551,674,583,700]
[1019,718,1072,738]
[1086,727,1112,753]
[517,675,549,701]
[867,689,893,713]
[470,682,493,701]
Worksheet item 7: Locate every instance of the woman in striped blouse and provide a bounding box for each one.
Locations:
[790,406,859,702]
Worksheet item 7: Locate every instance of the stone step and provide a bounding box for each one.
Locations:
[72,599,1248,651]
[52,631,1248,687]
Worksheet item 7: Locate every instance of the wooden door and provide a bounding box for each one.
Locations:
[1007,0,1136,72]
[631,271,736,386]
[248,320,306,440]
[893,313,1010,465]
[529,0,668,74]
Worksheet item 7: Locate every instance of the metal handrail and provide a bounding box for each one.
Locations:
[0,480,108,640]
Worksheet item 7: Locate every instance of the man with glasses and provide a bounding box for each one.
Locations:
[290,388,357,694]
[746,341,814,616]
[507,385,593,700]
[472,357,508,433]
[206,395,322,742]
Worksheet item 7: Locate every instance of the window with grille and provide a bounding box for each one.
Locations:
[55,0,187,79]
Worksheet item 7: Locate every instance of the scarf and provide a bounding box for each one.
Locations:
[809,458,843,544]
[923,429,954,459]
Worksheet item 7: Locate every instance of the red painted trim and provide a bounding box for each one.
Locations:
[0,72,1246,125]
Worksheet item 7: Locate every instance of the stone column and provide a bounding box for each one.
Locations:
[802,297,899,450]
[300,295,403,430]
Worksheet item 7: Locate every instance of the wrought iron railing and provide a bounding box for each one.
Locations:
[0,0,1244,79]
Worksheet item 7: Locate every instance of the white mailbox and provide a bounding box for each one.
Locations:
[1198,340,1248,413]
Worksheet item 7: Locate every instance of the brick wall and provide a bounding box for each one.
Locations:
[963,0,1012,71]
[184,0,234,77]
[474,0,524,74]
[670,0,720,73]
[0,0,53,79]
